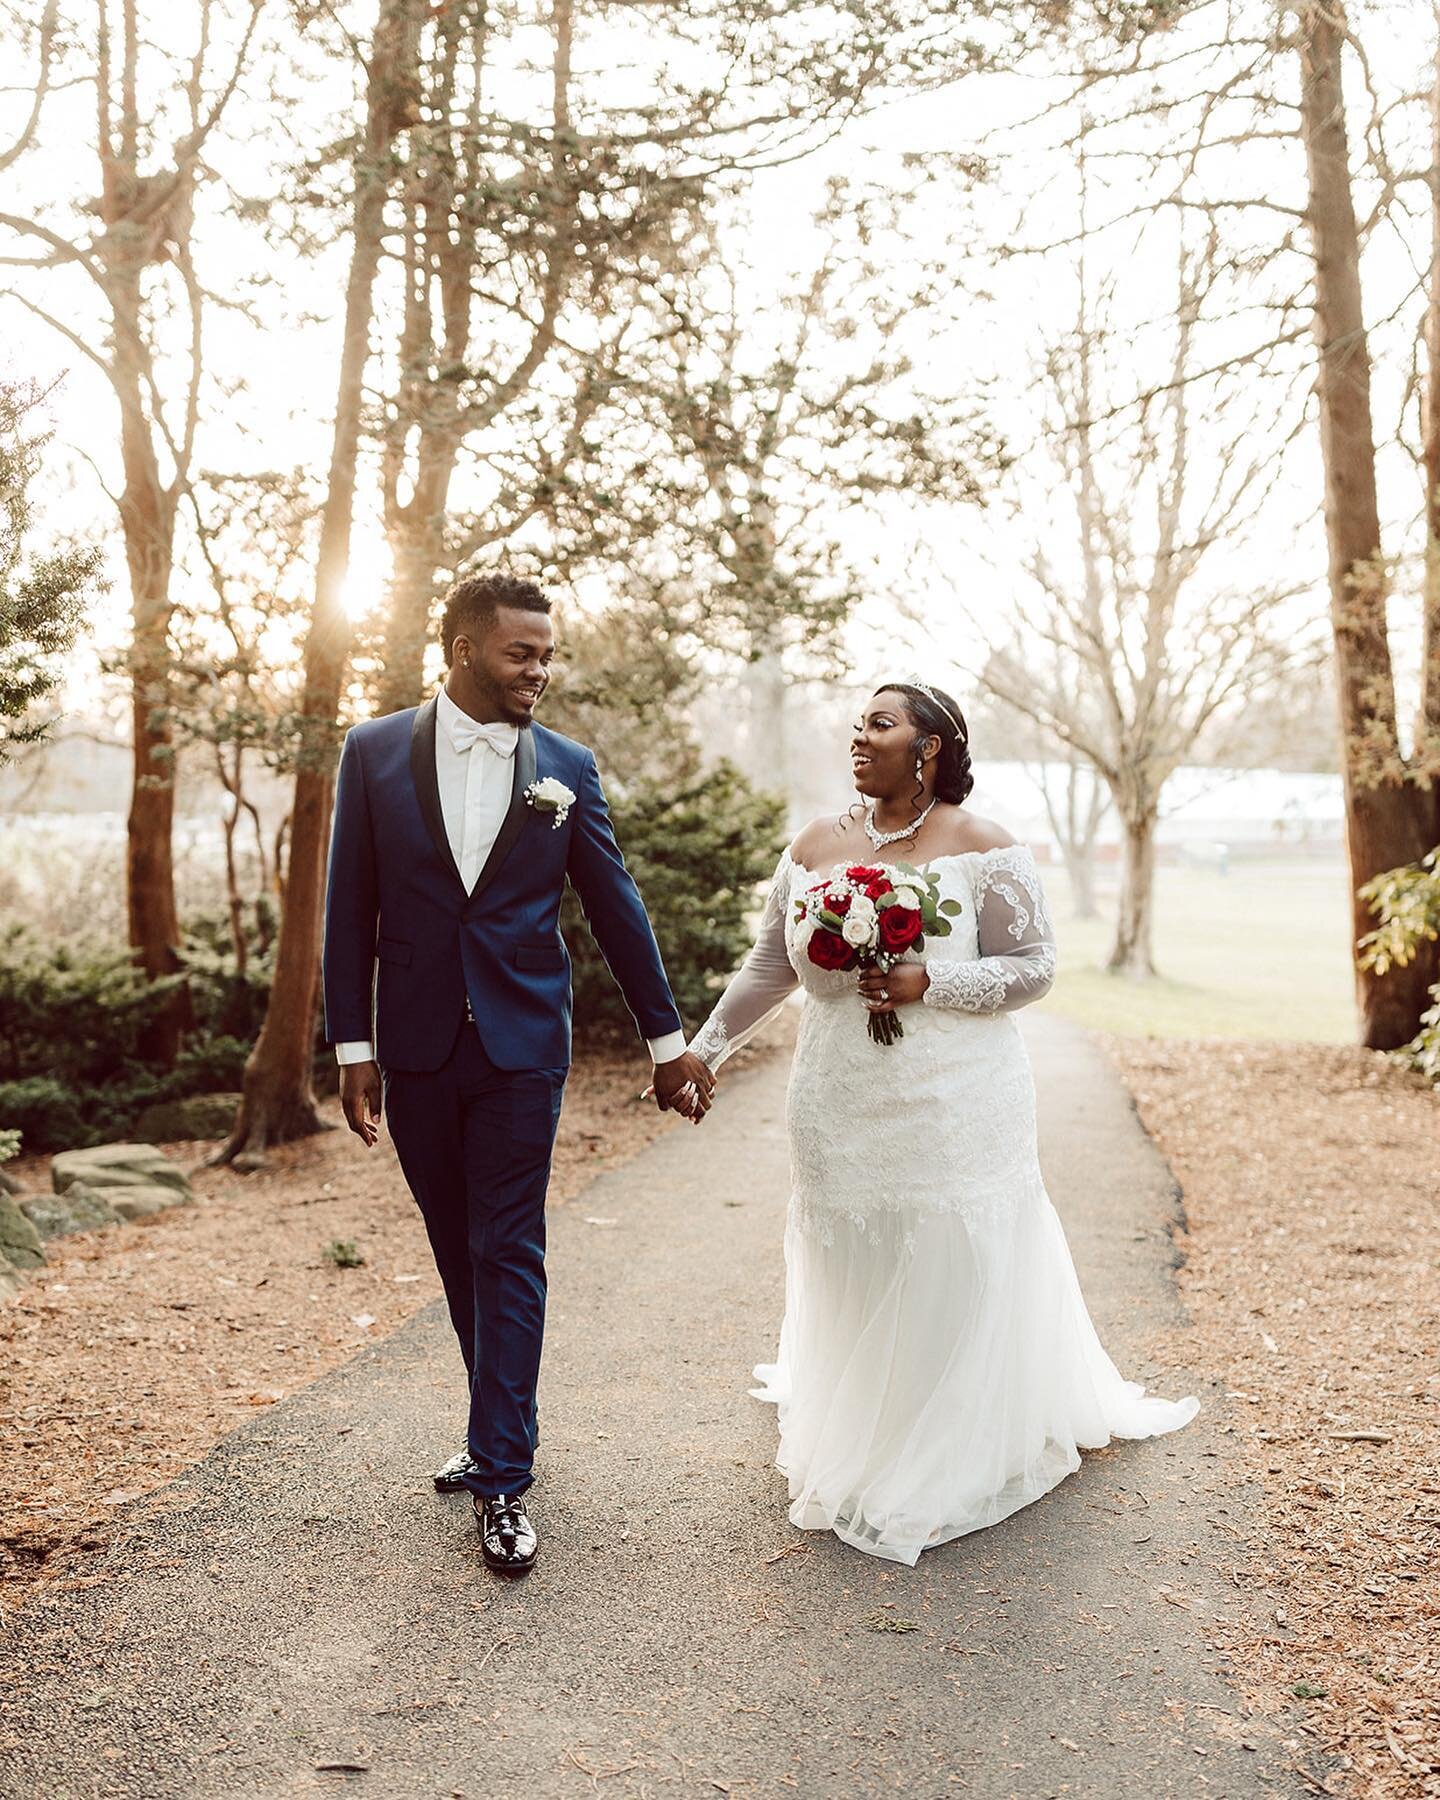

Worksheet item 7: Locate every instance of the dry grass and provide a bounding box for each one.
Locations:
[1108,1036,1440,1799]
[0,1045,700,1610]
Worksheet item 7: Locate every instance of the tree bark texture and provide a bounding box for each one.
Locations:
[93,2,214,1065]
[113,300,189,1059]
[1297,2,1439,1047]
[222,0,423,1165]
[1107,810,1158,979]
[1419,26,1440,781]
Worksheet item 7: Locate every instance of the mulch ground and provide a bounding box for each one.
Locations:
[1107,1036,1440,1800]
[0,1044,715,1610]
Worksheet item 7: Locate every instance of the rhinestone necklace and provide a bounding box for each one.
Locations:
[863,798,936,850]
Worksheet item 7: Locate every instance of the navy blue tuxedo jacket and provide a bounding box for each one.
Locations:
[321,699,683,1073]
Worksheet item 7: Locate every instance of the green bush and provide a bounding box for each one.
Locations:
[0,925,182,1089]
[1359,846,1440,1082]
[0,1077,88,1152]
[173,1033,253,1093]
[0,910,302,1149]
[562,759,788,1038]
[181,905,278,1042]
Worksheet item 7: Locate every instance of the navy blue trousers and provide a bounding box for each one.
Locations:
[383,1020,566,1497]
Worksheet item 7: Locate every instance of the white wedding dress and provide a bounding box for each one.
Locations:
[690,844,1199,1566]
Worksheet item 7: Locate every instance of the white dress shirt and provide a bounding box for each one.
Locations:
[336,688,685,1066]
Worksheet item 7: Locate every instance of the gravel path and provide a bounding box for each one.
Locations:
[0,1016,1307,1799]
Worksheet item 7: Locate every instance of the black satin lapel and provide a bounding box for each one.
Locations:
[409,699,464,890]
[466,726,536,911]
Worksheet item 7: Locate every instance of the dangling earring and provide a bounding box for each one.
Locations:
[915,757,924,782]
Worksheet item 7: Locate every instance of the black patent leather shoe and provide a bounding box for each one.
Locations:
[433,1446,478,1493]
[475,1494,538,1575]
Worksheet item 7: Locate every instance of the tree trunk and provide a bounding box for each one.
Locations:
[1107,809,1157,979]
[1064,841,1100,921]
[111,278,191,1064]
[377,454,455,714]
[219,0,421,1167]
[1419,21,1440,786]
[744,651,789,804]
[375,0,573,714]
[1297,2,1438,1047]
[1040,756,1105,919]
[216,743,247,978]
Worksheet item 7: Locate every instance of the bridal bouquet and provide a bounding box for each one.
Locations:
[794,862,962,1046]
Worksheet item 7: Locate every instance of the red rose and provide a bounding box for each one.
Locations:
[808,929,858,971]
[846,864,891,894]
[878,906,923,952]
[828,890,852,915]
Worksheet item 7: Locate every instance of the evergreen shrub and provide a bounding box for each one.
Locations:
[562,759,787,1038]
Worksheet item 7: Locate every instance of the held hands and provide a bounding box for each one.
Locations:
[648,1050,717,1125]
[341,1060,382,1147]
[858,963,930,1014]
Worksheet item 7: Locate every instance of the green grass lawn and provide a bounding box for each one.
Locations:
[1037,857,1357,1044]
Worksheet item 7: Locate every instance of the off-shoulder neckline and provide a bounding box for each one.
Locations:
[786,844,1032,879]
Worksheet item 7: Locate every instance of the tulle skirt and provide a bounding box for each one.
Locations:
[751,1176,1200,1566]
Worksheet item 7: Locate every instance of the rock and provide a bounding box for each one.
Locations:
[20,1186,122,1241]
[0,1262,26,1305]
[109,1186,192,1222]
[134,1093,239,1144]
[0,1195,47,1268]
[51,1143,192,1200]
[0,1166,21,1195]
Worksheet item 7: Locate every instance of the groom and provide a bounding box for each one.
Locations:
[321,572,715,1575]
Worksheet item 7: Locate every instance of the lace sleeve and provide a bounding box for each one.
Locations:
[688,850,800,1070]
[922,845,1057,1016]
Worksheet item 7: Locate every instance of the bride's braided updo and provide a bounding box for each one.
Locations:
[878,681,974,807]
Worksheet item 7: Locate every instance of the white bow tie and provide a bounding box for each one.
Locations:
[448,715,518,759]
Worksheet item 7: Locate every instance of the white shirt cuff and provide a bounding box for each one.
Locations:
[335,1040,376,1065]
[647,1030,688,1065]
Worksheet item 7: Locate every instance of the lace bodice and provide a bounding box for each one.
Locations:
[689,843,1057,1070]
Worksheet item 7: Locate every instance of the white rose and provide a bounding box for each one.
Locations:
[525,775,576,827]
[792,915,816,955]
[891,887,922,912]
[842,912,874,948]
[847,894,877,929]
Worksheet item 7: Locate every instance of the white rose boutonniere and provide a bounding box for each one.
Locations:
[525,776,576,828]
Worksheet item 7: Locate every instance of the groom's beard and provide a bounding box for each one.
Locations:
[475,676,544,725]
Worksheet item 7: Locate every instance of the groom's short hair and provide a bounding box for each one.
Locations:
[440,573,552,664]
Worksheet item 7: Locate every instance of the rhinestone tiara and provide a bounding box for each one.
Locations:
[902,679,966,740]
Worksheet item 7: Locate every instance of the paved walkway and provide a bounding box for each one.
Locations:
[0,1017,1307,1798]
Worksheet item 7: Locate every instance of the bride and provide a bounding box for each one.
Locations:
[688,680,1199,1565]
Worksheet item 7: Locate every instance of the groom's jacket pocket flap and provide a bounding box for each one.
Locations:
[513,943,566,971]
[375,936,412,966]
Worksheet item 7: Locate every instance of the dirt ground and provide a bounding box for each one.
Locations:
[0,1045,707,1606]
[1107,1036,1440,1800]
